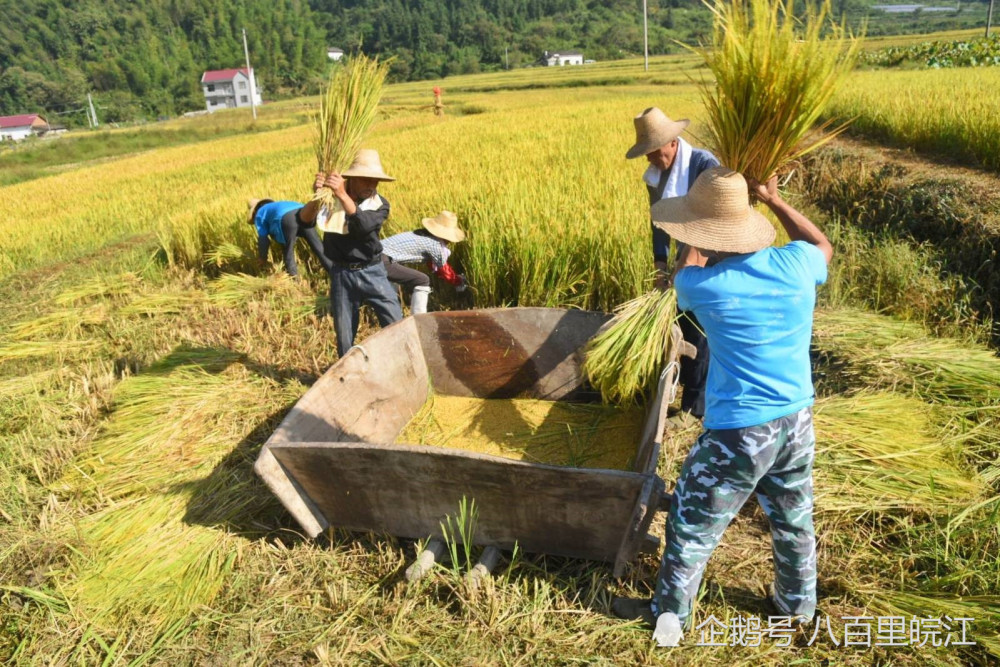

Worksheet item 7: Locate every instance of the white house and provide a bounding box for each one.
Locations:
[542,50,584,66]
[0,114,49,141]
[200,68,262,112]
[327,47,345,61]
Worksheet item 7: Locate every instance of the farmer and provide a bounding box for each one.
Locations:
[300,149,402,356]
[380,210,467,315]
[613,167,832,646]
[626,107,719,425]
[247,178,333,277]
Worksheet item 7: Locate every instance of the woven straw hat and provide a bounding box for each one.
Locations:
[625,107,690,159]
[651,167,776,254]
[246,198,274,223]
[342,148,395,181]
[421,210,465,243]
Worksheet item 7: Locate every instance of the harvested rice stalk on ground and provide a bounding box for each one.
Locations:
[813,393,984,515]
[814,308,1000,404]
[698,0,861,181]
[583,289,678,406]
[313,55,390,232]
[397,394,643,470]
[862,589,1000,659]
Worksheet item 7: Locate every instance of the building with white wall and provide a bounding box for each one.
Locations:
[201,68,262,112]
[0,114,49,141]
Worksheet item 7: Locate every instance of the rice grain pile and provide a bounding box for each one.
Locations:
[396,394,644,470]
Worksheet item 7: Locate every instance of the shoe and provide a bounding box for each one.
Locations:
[767,583,813,626]
[611,596,657,628]
[653,612,683,647]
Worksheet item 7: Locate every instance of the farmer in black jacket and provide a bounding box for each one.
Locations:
[301,149,402,356]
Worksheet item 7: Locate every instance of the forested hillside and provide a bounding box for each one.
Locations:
[0,0,992,123]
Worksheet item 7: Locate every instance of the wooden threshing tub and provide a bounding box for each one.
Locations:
[254,308,675,576]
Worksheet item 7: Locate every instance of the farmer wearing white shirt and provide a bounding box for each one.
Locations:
[627,107,720,423]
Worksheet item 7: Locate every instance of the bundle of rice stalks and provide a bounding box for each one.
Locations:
[814,308,1000,404]
[583,289,678,406]
[813,393,984,515]
[862,589,1000,659]
[54,350,300,629]
[313,55,390,233]
[697,0,862,181]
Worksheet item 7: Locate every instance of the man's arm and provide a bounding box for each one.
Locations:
[298,172,328,224]
[749,176,833,264]
[257,234,270,263]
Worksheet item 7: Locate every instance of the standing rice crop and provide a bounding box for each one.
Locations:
[583,289,678,405]
[313,56,390,226]
[697,0,862,181]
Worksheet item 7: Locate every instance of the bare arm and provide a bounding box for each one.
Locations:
[750,176,833,264]
[298,172,327,223]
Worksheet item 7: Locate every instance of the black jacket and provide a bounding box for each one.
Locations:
[323,194,389,264]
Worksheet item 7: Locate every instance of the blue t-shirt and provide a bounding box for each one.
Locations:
[674,241,828,430]
[254,201,302,246]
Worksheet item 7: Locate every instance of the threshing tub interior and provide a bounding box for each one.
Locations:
[254,308,671,574]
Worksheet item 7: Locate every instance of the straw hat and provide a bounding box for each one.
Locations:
[246,198,273,223]
[421,210,465,243]
[625,107,690,159]
[342,148,395,181]
[651,167,776,254]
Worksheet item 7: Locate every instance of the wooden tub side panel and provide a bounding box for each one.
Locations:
[414,309,610,400]
[253,317,430,537]
[269,442,648,563]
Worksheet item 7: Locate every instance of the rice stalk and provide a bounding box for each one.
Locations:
[313,55,390,215]
[697,0,862,181]
[583,289,678,406]
[814,308,1000,404]
[0,339,101,362]
[813,393,983,514]
[862,589,1000,659]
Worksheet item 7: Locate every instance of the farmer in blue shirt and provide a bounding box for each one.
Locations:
[613,167,833,647]
[248,172,333,277]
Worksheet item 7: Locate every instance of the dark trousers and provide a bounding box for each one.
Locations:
[383,256,431,290]
[678,311,709,417]
[281,211,332,276]
[329,260,402,356]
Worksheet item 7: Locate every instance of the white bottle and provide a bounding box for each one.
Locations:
[653,612,683,647]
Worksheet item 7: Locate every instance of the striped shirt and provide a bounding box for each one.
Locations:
[381,231,450,271]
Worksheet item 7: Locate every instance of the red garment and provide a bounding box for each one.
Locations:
[428,260,463,286]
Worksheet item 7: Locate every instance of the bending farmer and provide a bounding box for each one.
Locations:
[247,184,333,277]
[381,210,467,315]
[300,149,402,357]
[613,167,832,646]
[626,107,719,424]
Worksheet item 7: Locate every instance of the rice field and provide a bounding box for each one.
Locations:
[3,29,1000,664]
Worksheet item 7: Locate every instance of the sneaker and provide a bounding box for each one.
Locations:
[767,583,813,626]
[611,596,657,628]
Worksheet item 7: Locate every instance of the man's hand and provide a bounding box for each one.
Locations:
[747,175,780,207]
[313,172,327,192]
[456,274,468,293]
[324,172,348,198]
[653,260,671,291]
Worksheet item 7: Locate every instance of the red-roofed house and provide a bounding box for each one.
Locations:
[200,68,262,112]
[0,114,49,141]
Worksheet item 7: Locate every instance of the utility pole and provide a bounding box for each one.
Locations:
[643,0,649,72]
[87,93,99,128]
[505,46,509,70]
[242,28,258,121]
[988,0,995,37]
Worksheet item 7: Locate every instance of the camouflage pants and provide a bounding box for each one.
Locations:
[651,407,817,625]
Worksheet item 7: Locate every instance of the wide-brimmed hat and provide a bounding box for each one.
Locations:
[342,148,395,181]
[246,197,274,223]
[625,107,690,159]
[421,210,465,243]
[651,167,776,254]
